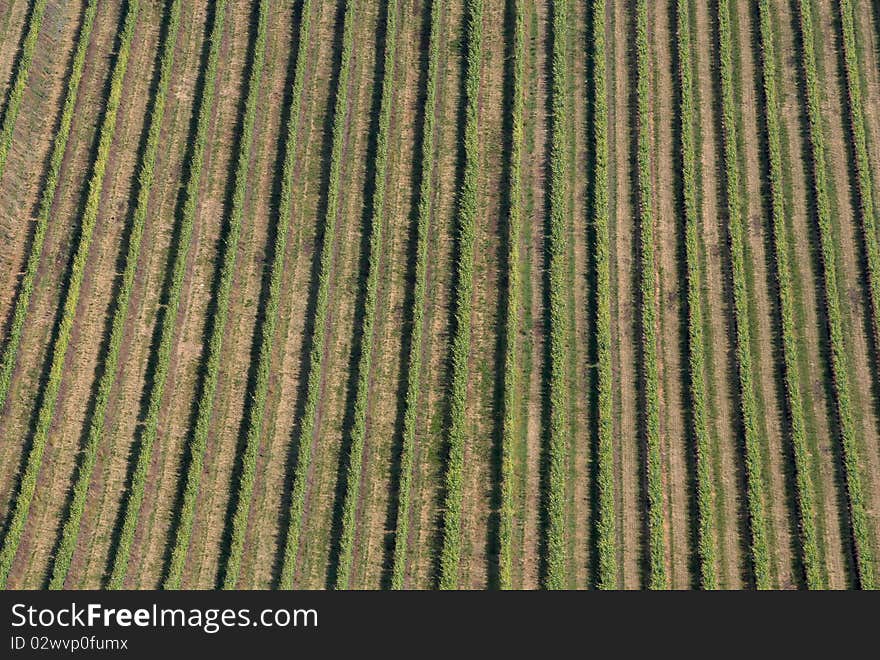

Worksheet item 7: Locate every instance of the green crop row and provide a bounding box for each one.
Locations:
[0,0,97,415]
[498,0,524,591]
[543,0,569,590]
[792,0,875,589]
[220,0,314,590]
[635,0,666,590]
[437,0,483,591]
[107,0,229,590]
[0,0,141,588]
[333,0,400,590]
[278,0,360,590]
[838,0,880,418]
[676,0,716,589]
[591,0,616,590]
[390,0,444,590]
[47,0,184,590]
[0,0,48,181]
[755,0,822,589]
[716,0,770,589]
[162,0,270,590]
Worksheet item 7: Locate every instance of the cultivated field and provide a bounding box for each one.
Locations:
[0,0,878,589]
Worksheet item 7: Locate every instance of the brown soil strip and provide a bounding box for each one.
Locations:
[518,0,548,591]
[609,0,641,589]
[651,0,691,588]
[567,0,591,590]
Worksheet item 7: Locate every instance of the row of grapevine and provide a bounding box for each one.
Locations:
[107,0,230,590]
[543,0,569,590]
[754,0,822,589]
[0,0,98,415]
[0,0,47,180]
[792,0,876,589]
[278,0,360,589]
[836,0,880,409]
[635,0,665,589]
[437,0,483,590]
[716,0,770,588]
[389,0,444,590]
[47,0,185,590]
[163,0,271,590]
[333,0,400,589]
[591,0,616,590]
[498,0,524,590]
[0,0,142,588]
[220,0,315,590]
[675,0,716,589]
